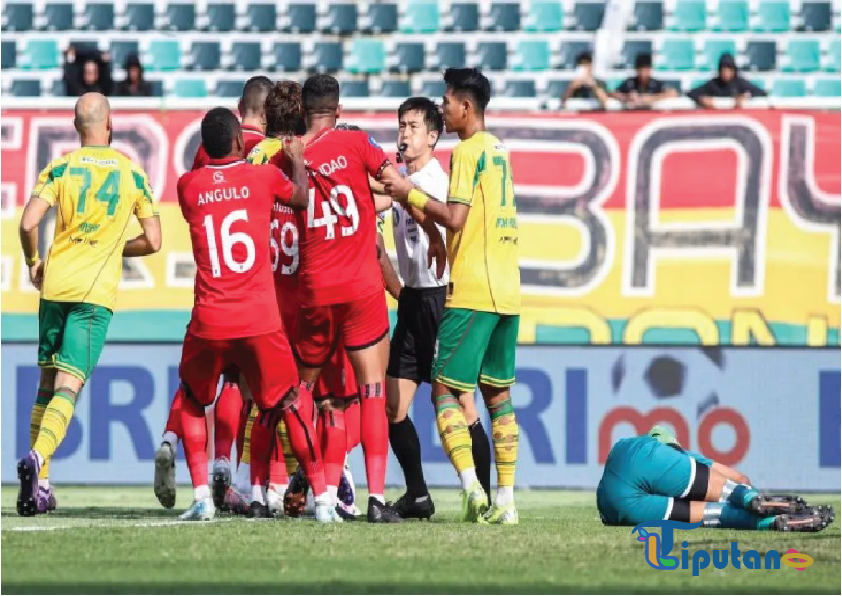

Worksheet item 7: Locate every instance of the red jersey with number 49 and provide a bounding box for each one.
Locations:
[177,158,295,339]
[298,128,390,306]
[192,125,265,171]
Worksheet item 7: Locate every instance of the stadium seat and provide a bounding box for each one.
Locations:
[346,39,385,74]
[771,78,806,97]
[503,79,536,97]
[2,40,17,69]
[287,3,316,33]
[658,38,696,71]
[391,42,425,73]
[367,3,398,33]
[669,0,706,31]
[547,79,570,99]
[701,39,737,71]
[146,40,181,71]
[419,78,446,97]
[51,78,66,96]
[449,3,479,32]
[44,3,74,30]
[124,3,155,30]
[215,79,245,97]
[110,40,140,68]
[571,2,604,31]
[434,42,466,70]
[754,0,790,32]
[401,0,439,33]
[523,1,563,32]
[206,3,235,32]
[3,3,34,31]
[189,41,220,71]
[746,41,777,72]
[273,42,301,71]
[173,78,207,98]
[243,3,276,32]
[21,39,60,69]
[340,79,370,97]
[782,39,821,72]
[231,42,261,71]
[713,0,748,32]
[11,79,41,96]
[512,40,551,72]
[487,3,520,31]
[476,41,507,71]
[312,42,343,73]
[166,4,195,31]
[82,3,113,30]
[381,79,411,97]
[621,40,653,69]
[323,4,357,34]
[69,39,99,53]
[148,79,164,96]
[826,39,841,72]
[748,77,768,91]
[631,1,663,31]
[801,2,832,32]
[813,78,841,97]
[559,41,592,70]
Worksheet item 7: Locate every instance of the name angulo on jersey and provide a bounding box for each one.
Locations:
[197,186,250,206]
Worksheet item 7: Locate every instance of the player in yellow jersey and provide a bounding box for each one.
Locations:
[17,93,161,516]
[386,68,521,524]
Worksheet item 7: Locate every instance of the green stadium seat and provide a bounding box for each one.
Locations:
[813,78,841,97]
[215,79,245,97]
[826,39,841,72]
[754,0,790,32]
[631,1,663,31]
[381,79,411,97]
[21,39,60,69]
[391,42,425,73]
[713,0,748,32]
[367,3,397,33]
[174,79,207,98]
[512,40,551,72]
[149,79,164,96]
[231,42,261,71]
[146,40,181,71]
[323,4,357,34]
[206,3,235,32]
[287,3,317,33]
[44,3,74,30]
[487,3,520,31]
[523,1,562,32]
[124,3,155,31]
[547,79,570,99]
[346,39,385,74]
[110,40,140,68]
[312,42,343,73]
[273,42,301,71]
[783,39,821,72]
[83,3,113,30]
[190,41,221,71]
[772,78,806,97]
[434,42,466,70]
[748,77,768,91]
[571,2,604,31]
[243,3,276,32]
[701,39,737,71]
[801,2,832,32]
[3,3,34,31]
[51,78,67,96]
[166,3,195,31]
[559,41,591,69]
[746,41,777,72]
[670,0,706,31]
[449,3,479,31]
[477,41,507,71]
[69,39,99,53]
[605,78,625,92]
[2,40,17,69]
[401,0,439,33]
[420,78,446,97]
[340,79,370,98]
[621,40,653,69]
[503,79,536,97]
[11,79,41,96]
[658,38,696,71]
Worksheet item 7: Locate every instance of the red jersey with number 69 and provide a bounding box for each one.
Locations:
[298,128,391,306]
[177,158,295,339]
[192,125,265,171]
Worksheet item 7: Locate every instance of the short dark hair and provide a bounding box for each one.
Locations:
[201,107,240,159]
[443,68,491,111]
[239,76,273,118]
[634,53,653,69]
[335,123,362,131]
[302,74,340,116]
[576,51,593,66]
[265,80,304,137]
[398,97,444,140]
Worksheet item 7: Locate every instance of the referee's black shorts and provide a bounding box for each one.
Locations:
[386,286,447,384]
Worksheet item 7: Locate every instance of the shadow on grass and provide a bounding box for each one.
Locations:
[1,507,176,520]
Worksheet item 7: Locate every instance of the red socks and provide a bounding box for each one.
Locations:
[359,382,388,496]
[345,397,361,453]
[268,420,289,487]
[164,387,184,438]
[213,383,243,462]
[236,398,251,466]
[180,391,209,489]
[318,405,346,490]
[249,411,273,489]
[281,382,326,496]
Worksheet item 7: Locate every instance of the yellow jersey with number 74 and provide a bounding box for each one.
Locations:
[446,131,520,314]
[30,146,158,310]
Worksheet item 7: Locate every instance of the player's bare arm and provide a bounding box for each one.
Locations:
[19,196,52,289]
[376,232,402,300]
[282,137,309,208]
[123,215,163,257]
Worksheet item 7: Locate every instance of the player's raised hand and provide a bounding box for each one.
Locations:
[384,175,413,203]
[283,136,305,163]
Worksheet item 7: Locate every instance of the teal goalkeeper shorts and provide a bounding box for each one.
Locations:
[596,436,706,526]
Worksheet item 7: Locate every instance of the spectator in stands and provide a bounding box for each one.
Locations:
[612,53,677,109]
[688,53,767,109]
[114,54,152,97]
[562,51,608,110]
[63,46,112,97]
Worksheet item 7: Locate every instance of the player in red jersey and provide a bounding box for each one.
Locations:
[154,76,273,513]
[175,107,338,523]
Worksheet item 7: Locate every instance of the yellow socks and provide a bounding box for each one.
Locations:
[240,404,258,465]
[276,419,297,476]
[434,393,475,475]
[32,387,78,464]
[488,397,519,489]
[31,388,52,479]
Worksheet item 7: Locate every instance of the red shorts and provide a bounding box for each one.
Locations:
[296,291,389,367]
[315,344,358,399]
[179,329,297,411]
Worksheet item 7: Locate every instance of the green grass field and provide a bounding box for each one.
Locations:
[2,486,839,594]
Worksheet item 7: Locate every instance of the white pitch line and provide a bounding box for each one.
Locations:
[4,517,238,532]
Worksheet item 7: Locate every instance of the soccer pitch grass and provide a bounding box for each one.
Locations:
[2,487,839,594]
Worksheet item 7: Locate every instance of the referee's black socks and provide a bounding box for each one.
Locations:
[469,420,493,506]
[389,417,428,498]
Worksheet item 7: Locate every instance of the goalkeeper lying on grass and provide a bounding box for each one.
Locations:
[597,426,834,532]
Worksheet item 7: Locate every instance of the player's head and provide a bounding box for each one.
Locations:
[442,67,491,134]
[201,107,243,160]
[74,92,112,145]
[265,80,305,137]
[648,425,681,448]
[302,74,341,125]
[397,97,443,163]
[238,75,273,126]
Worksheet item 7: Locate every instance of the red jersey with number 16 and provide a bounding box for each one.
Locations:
[177,158,295,339]
[298,128,391,306]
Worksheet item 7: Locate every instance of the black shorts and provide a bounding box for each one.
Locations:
[387,286,447,384]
